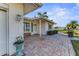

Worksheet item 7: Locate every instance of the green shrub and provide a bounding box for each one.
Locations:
[47,30,58,35]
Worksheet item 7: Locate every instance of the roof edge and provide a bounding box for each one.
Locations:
[24,17,55,24]
[24,3,43,15]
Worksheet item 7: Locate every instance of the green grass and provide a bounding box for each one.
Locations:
[71,40,79,56]
[57,29,79,38]
[57,29,68,34]
[74,35,79,38]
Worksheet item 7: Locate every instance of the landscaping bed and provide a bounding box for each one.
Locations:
[71,40,79,56]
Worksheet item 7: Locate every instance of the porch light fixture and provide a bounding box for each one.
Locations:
[16,14,22,21]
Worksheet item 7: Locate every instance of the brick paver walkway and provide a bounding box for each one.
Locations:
[24,34,75,56]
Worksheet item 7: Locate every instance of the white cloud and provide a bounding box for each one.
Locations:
[47,7,71,27]
[47,4,79,27]
[26,3,79,27]
[47,7,70,18]
[71,3,79,15]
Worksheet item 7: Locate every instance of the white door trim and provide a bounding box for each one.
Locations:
[0,4,9,55]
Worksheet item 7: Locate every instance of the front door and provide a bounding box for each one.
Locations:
[0,9,7,55]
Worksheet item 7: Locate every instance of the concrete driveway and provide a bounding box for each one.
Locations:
[24,34,75,56]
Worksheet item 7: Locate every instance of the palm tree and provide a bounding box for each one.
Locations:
[66,24,71,29]
[36,12,56,25]
[66,20,79,30]
[66,20,79,37]
[37,12,48,18]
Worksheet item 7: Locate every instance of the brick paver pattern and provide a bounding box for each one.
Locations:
[24,34,75,56]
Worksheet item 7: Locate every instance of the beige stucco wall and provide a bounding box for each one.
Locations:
[37,20,53,35]
[8,4,24,55]
[0,3,9,55]
[0,3,41,55]
[31,21,38,35]
[45,22,49,32]
[38,21,50,35]
[43,21,50,35]
[24,20,38,35]
[0,8,7,55]
[36,20,46,35]
[24,20,53,35]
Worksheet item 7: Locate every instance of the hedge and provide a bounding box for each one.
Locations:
[47,30,58,35]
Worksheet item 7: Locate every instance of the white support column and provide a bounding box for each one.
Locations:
[30,21,31,33]
[39,20,42,37]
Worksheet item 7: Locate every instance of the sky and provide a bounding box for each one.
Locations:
[26,3,79,27]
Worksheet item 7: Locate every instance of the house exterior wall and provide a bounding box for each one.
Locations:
[0,3,41,56]
[34,20,48,35]
[0,3,9,55]
[36,21,39,35]
[8,3,24,55]
[31,21,38,35]
[24,20,47,35]
[24,20,38,35]
[0,3,24,55]
[40,21,46,35]
[48,23,53,30]
[40,21,53,35]
[24,20,54,35]
[45,22,49,34]
[0,8,7,55]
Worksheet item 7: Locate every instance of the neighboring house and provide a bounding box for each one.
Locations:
[24,17,55,36]
[0,3,42,56]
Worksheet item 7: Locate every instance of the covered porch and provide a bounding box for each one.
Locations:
[24,17,54,37]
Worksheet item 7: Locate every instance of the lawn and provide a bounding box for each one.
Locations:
[71,40,79,56]
[58,29,79,38]
[58,30,68,34]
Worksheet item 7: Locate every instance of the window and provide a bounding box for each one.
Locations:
[24,22,30,31]
[31,23,33,32]
[48,24,52,29]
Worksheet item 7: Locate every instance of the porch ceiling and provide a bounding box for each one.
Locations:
[23,3,42,15]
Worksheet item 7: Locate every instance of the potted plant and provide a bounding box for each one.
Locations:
[14,36,24,56]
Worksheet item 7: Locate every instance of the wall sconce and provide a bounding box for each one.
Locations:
[16,15,22,21]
